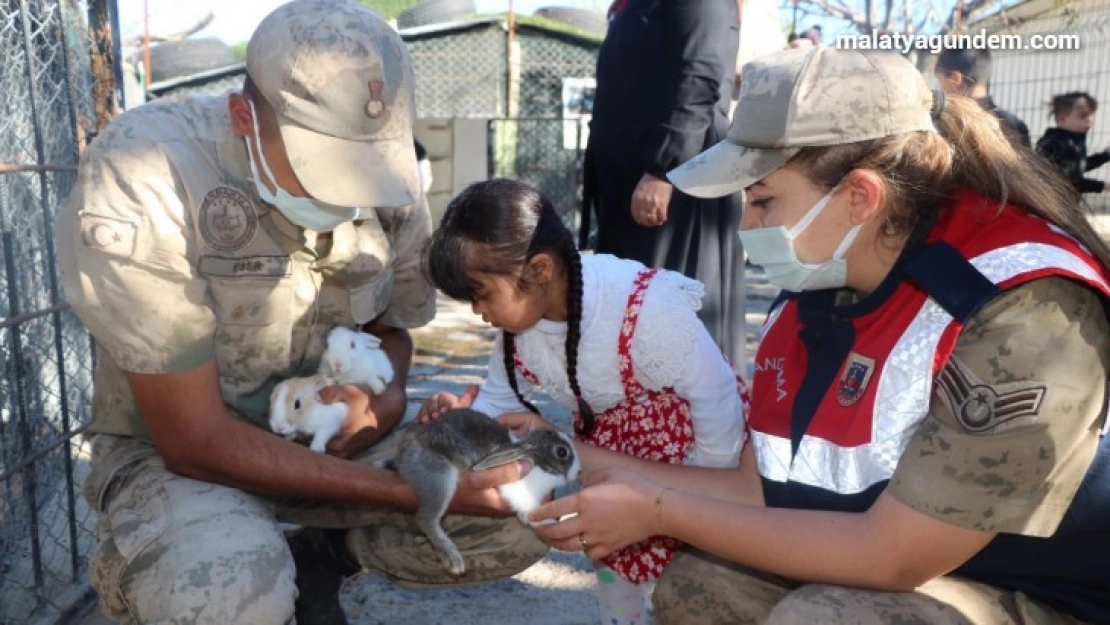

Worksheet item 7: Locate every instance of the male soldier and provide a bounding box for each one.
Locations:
[56,1,545,623]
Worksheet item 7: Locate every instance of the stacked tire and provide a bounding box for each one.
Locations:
[534,7,608,35]
[396,0,477,29]
[148,37,236,83]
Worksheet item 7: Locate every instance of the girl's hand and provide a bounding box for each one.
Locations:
[528,466,664,560]
[416,384,479,423]
[495,411,558,438]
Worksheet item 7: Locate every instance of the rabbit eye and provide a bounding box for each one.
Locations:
[557,445,570,459]
[294,399,301,410]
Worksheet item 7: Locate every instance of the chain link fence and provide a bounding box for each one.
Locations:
[981,0,1110,215]
[405,18,600,232]
[488,117,588,233]
[405,20,507,119]
[1,0,105,622]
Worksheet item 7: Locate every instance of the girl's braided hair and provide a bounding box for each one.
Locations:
[425,179,597,434]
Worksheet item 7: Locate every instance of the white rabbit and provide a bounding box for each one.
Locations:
[393,408,580,575]
[319,326,394,395]
[269,374,347,452]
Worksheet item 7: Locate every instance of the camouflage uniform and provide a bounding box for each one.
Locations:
[55,14,545,622]
[653,279,1107,624]
[662,46,1110,625]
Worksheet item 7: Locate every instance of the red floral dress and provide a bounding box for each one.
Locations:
[515,269,750,584]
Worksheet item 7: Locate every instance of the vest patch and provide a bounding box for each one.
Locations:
[937,356,1046,434]
[199,187,257,252]
[837,352,875,407]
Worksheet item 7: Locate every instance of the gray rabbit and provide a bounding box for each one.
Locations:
[394,408,580,575]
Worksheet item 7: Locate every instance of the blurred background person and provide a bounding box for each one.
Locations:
[1037,91,1110,194]
[934,47,1031,147]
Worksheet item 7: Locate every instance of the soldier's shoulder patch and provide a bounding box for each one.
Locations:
[936,356,1046,434]
[199,186,256,252]
[79,211,137,258]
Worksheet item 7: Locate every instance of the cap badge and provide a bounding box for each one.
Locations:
[365,80,385,118]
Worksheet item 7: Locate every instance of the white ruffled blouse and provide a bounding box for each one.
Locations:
[471,254,746,467]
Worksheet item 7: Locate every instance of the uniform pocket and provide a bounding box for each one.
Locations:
[207,277,292,326]
[105,463,171,565]
[349,270,394,325]
[90,459,171,617]
[84,440,159,513]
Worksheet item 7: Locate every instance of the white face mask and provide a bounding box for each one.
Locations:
[739,185,861,292]
[244,100,358,232]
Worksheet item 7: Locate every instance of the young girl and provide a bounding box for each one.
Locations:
[1036,91,1110,194]
[419,178,749,624]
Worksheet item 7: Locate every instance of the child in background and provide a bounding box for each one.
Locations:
[1037,91,1110,194]
[418,179,749,625]
[415,139,433,194]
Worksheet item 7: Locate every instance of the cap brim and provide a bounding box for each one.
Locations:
[280,122,420,209]
[667,139,798,199]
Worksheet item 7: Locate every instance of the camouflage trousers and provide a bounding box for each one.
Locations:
[83,430,548,625]
[652,550,1091,625]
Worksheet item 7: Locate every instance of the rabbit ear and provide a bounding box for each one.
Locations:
[471,445,528,471]
[270,382,284,404]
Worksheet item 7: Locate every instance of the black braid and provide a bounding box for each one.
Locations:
[564,239,595,436]
[502,331,540,415]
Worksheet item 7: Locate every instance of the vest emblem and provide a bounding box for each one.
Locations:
[838,352,876,407]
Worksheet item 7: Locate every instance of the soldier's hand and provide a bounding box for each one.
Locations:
[448,460,532,517]
[317,383,399,458]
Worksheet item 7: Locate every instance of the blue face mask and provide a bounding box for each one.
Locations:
[244,100,358,232]
[738,185,861,292]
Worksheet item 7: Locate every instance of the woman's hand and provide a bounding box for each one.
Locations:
[631,174,673,227]
[416,384,479,423]
[528,466,664,560]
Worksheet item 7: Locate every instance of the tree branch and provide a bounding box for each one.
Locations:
[796,0,870,31]
[122,13,215,47]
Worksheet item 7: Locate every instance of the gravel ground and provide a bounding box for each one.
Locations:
[76,268,777,625]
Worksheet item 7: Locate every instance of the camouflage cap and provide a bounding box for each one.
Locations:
[668,47,936,198]
[247,0,418,209]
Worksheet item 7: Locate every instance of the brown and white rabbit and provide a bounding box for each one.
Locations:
[269,374,347,452]
[394,408,580,575]
[319,326,394,395]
